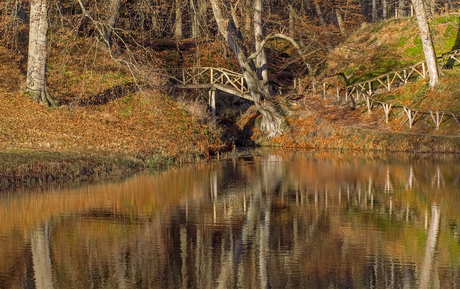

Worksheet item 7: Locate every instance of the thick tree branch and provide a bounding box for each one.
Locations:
[247,33,307,61]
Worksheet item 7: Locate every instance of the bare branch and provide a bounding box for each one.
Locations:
[247,33,307,61]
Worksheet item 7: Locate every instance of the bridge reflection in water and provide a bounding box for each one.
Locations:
[1,151,460,288]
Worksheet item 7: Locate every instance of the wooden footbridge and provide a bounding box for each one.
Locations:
[153,67,253,119]
[153,67,252,100]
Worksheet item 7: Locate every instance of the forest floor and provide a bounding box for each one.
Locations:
[0,38,225,191]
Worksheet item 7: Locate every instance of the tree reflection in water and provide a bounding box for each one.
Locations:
[1,151,460,288]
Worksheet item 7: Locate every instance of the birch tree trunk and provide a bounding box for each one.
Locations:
[26,0,57,106]
[411,0,439,88]
[173,0,183,39]
[372,0,377,21]
[382,0,387,19]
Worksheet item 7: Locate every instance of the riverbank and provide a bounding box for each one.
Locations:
[0,87,224,191]
[0,151,146,191]
[246,95,460,153]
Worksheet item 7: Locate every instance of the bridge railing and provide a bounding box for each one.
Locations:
[152,67,250,95]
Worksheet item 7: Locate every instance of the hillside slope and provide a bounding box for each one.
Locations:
[246,14,460,150]
[320,14,460,85]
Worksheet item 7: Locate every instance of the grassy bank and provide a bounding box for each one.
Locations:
[0,151,147,191]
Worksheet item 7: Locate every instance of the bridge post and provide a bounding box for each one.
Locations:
[209,89,216,121]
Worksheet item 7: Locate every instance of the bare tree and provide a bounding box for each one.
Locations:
[411,0,439,88]
[209,0,308,137]
[26,0,58,106]
[313,0,326,26]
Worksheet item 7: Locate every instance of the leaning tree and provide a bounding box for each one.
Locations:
[209,0,306,137]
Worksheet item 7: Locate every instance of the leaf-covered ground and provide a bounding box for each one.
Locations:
[0,32,225,189]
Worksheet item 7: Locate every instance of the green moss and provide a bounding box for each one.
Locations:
[431,14,459,25]
[398,36,409,47]
[444,24,457,42]
[406,36,423,58]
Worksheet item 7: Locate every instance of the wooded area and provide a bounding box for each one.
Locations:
[1,0,459,136]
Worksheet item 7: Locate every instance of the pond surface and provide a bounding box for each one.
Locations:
[1,150,460,288]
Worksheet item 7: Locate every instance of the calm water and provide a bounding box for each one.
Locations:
[1,150,460,288]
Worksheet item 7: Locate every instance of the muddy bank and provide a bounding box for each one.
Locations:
[332,127,460,153]
[253,121,460,153]
[0,151,148,192]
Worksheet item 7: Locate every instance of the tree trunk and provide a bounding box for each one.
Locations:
[244,0,252,37]
[105,0,121,47]
[398,0,406,17]
[289,5,295,38]
[335,7,346,35]
[26,0,58,106]
[209,0,284,137]
[190,0,198,39]
[173,0,183,39]
[313,0,331,49]
[411,0,439,88]
[372,0,377,21]
[254,0,268,85]
[447,0,453,11]
[382,0,387,19]
[198,0,208,37]
[313,0,326,26]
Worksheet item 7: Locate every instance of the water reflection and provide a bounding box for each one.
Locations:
[1,151,460,288]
